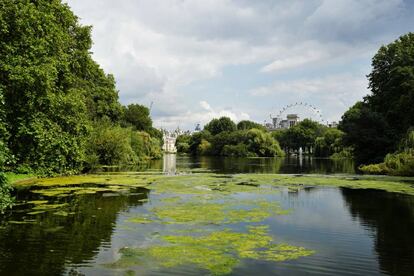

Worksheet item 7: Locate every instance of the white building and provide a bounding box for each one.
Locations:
[269,114,300,130]
[162,130,178,153]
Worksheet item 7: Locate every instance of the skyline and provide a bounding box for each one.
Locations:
[66,0,414,130]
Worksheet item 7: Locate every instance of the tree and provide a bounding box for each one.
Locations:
[0,0,130,174]
[245,129,284,157]
[340,33,414,164]
[237,120,266,131]
[339,102,394,164]
[314,128,344,157]
[188,131,212,155]
[367,33,414,139]
[122,104,153,131]
[176,134,191,153]
[275,119,326,153]
[204,117,237,135]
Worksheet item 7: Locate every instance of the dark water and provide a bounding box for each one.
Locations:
[115,155,356,175]
[1,157,413,275]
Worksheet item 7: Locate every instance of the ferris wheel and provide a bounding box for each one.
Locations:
[270,102,326,124]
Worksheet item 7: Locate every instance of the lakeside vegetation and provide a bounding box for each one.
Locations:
[339,33,414,175]
[0,1,162,210]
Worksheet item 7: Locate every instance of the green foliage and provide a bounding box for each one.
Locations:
[86,120,136,167]
[189,131,212,155]
[189,126,283,157]
[130,131,162,161]
[245,128,284,157]
[237,120,266,131]
[122,104,153,131]
[340,33,414,163]
[274,119,326,153]
[204,117,237,135]
[222,143,252,157]
[339,102,394,163]
[360,130,414,176]
[85,120,161,169]
[0,0,124,174]
[175,134,191,153]
[314,128,345,157]
[198,139,212,155]
[0,1,161,174]
[0,141,13,212]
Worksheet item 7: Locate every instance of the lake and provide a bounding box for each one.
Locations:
[0,156,413,276]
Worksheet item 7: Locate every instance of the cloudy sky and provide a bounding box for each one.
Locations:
[65,0,414,130]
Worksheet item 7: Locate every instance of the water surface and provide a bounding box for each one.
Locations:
[0,157,413,276]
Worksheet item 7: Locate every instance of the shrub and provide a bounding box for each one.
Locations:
[86,121,136,166]
[246,129,284,157]
[222,143,253,157]
[359,163,389,175]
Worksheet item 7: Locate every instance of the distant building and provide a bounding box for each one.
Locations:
[327,121,338,128]
[268,114,300,130]
[162,128,183,153]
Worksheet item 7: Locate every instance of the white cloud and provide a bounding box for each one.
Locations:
[64,0,412,129]
[154,101,250,130]
[250,74,369,122]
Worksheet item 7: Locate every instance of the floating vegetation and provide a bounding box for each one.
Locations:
[8,220,37,225]
[150,200,289,225]
[125,216,154,224]
[31,203,68,211]
[11,172,414,196]
[106,226,314,275]
[53,210,75,217]
[27,200,49,205]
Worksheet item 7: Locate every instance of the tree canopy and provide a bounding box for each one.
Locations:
[122,104,153,131]
[204,117,237,135]
[340,33,414,164]
[0,0,161,175]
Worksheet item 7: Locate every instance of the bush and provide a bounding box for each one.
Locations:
[198,139,212,155]
[85,120,162,169]
[359,163,389,175]
[222,143,253,157]
[360,130,414,176]
[246,129,284,157]
[130,131,162,160]
[384,152,414,176]
[176,134,191,153]
[86,121,136,167]
[177,142,190,153]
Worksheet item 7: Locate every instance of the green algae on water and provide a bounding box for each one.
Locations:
[151,199,288,225]
[125,199,289,226]
[106,226,314,275]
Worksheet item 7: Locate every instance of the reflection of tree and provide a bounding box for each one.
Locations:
[198,156,283,174]
[0,190,149,275]
[341,188,414,276]
[188,156,354,174]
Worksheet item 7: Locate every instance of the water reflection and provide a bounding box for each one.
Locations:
[0,188,149,276]
[172,155,355,174]
[341,188,414,275]
[163,153,176,175]
[0,182,413,275]
[103,155,355,175]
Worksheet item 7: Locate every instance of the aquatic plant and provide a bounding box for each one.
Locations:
[106,226,314,275]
